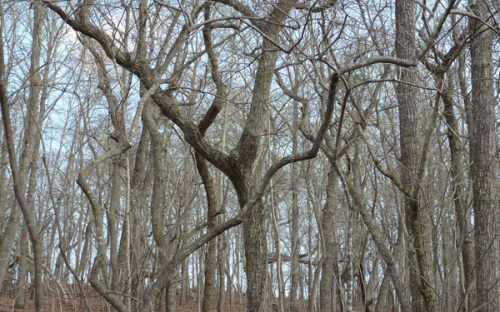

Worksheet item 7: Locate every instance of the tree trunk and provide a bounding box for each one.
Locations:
[320,164,338,312]
[0,2,45,310]
[441,77,475,312]
[290,98,300,312]
[395,0,437,310]
[196,152,218,312]
[0,130,20,293]
[242,200,268,312]
[469,1,499,311]
[14,227,28,308]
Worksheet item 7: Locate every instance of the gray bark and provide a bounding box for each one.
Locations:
[469,1,499,311]
[395,0,437,310]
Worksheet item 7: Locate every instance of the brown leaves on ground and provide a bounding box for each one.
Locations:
[0,286,332,312]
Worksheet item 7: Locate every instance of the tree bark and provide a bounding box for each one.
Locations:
[233,3,297,310]
[0,2,45,310]
[242,200,269,312]
[289,97,300,312]
[197,152,218,312]
[441,77,475,312]
[395,0,437,310]
[469,1,499,311]
[320,164,338,312]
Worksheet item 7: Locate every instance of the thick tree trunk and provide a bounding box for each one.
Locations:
[242,200,268,312]
[395,0,437,310]
[469,1,499,311]
[234,3,297,311]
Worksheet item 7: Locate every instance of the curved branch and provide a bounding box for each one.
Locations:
[43,1,237,179]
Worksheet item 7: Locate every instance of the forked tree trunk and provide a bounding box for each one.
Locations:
[235,3,297,310]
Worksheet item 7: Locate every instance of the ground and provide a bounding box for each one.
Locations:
[0,285,253,312]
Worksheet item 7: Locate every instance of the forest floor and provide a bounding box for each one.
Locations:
[0,284,103,311]
[0,285,317,311]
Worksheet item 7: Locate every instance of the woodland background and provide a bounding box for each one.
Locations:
[0,0,498,312]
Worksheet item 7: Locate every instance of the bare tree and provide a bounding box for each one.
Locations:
[395,0,437,310]
[0,2,47,310]
[469,1,499,311]
[0,1,496,312]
